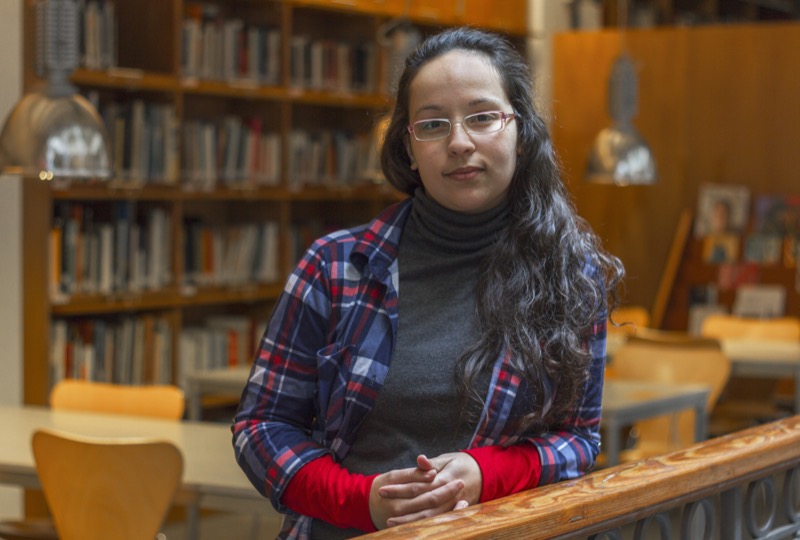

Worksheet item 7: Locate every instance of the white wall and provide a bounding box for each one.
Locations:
[0,0,24,520]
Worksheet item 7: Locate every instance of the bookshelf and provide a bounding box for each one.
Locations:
[20,0,528,407]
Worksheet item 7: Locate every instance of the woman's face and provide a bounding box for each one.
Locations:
[405,50,518,214]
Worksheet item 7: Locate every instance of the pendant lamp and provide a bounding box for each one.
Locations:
[0,0,111,180]
[585,1,657,186]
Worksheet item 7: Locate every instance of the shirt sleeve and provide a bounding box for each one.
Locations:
[231,240,335,512]
[462,443,542,502]
[281,455,378,533]
[527,312,607,485]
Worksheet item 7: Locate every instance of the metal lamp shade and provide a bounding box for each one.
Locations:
[0,91,111,179]
[585,54,657,186]
[0,0,111,180]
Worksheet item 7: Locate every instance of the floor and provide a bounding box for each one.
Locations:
[161,512,283,540]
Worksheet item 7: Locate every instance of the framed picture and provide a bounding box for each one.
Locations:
[694,183,751,238]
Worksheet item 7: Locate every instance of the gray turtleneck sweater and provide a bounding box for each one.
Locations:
[311,191,509,539]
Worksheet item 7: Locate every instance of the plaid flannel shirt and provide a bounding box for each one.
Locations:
[232,197,607,539]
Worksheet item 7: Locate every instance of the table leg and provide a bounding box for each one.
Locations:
[694,401,707,442]
[604,417,620,467]
[188,379,201,421]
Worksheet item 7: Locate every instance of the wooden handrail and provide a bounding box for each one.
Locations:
[361,416,800,539]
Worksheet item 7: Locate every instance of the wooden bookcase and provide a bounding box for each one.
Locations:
[20,0,528,406]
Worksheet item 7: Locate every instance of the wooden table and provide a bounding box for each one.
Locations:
[721,339,800,413]
[186,366,252,420]
[0,405,279,539]
[601,380,710,467]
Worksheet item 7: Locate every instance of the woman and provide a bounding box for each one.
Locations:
[232,27,624,539]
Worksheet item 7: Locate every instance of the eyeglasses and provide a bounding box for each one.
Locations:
[407,111,516,142]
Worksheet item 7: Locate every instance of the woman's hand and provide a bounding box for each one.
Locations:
[373,453,482,528]
[368,462,465,530]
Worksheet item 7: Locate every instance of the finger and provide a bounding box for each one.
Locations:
[416,454,436,471]
[386,495,465,528]
[394,478,464,516]
[379,465,436,486]
[379,476,449,499]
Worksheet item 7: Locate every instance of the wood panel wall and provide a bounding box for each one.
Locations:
[551,22,800,322]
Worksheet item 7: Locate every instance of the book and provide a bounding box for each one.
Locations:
[732,284,786,318]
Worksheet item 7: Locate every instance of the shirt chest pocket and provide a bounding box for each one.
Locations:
[315,343,385,455]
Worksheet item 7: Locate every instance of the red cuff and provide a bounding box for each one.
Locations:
[281,455,378,533]
[462,444,542,503]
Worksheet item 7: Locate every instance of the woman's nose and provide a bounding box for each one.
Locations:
[447,123,475,153]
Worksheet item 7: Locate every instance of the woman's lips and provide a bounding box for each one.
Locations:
[446,166,482,180]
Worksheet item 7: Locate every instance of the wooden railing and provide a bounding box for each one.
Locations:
[362,416,800,539]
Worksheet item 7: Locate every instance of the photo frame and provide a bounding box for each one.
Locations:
[694,183,751,238]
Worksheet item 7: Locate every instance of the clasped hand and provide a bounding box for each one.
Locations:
[368,452,481,530]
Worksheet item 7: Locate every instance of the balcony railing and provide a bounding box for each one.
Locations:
[362,415,800,539]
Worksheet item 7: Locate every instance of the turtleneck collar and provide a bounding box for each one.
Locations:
[407,188,510,254]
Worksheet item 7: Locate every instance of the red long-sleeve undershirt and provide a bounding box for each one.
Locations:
[281,444,542,532]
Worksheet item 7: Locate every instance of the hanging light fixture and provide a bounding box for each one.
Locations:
[585,0,657,186]
[0,0,111,180]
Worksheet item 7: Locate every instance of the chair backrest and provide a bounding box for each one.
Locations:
[700,314,800,341]
[611,329,731,454]
[50,380,185,420]
[32,429,183,540]
[608,305,651,337]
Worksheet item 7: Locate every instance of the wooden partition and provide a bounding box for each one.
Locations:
[361,416,800,539]
[551,23,800,321]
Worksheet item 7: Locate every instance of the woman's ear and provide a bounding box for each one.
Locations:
[405,137,418,171]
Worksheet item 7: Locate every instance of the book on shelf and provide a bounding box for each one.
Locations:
[182,115,281,189]
[287,129,378,190]
[50,315,173,387]
[100,100,179,184]
[178,315,261,388]
[79,0,117,71]
[50,201,172,300]
[753,194,800,236]
[743,233,783,265]
[732,284,787,318]
[182,4,281,85]
[290,35,377,94]
[182,219,280,288]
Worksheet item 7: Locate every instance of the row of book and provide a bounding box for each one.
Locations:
[290,35,380,94]
[183,219,281,288]
[79,0,117,71]
[96,97,383,188]
[50,315,172,387]
[182,3,281,85]
[182,116,281,190]
[51,203,172,300]
[100,100,180,184]
[287,129,381,189]
[178,315,265,388]
[49,201,287,299]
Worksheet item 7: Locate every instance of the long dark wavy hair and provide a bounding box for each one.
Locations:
[380,27,625,433]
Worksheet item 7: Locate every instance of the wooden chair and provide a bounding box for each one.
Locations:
[50,380,185,420]
[700,314,800,434]
[31,429,183,540]
[608,305,651,338]
[605,305,651,378]
[0,381,185,540]
[607,329,731,463]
